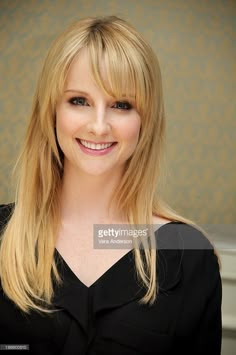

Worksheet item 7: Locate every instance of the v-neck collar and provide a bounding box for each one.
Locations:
[54,247,134,289]
[52,222,183,334]
[53,221,179,290]
[52,244,138,333]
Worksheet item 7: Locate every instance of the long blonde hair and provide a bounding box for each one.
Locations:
[0,15,220,313]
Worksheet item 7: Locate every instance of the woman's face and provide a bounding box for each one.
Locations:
[56,48,141,178]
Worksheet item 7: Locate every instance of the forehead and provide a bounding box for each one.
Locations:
[65,49,99,88]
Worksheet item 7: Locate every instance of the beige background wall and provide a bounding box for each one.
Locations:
[0,0,235,224]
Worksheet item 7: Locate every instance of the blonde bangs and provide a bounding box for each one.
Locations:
[86,28,149,119]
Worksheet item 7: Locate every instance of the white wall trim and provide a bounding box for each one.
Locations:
[223,315,236,331]
[221,272,236,281]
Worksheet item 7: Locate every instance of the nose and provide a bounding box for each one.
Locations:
[87,106,111,136]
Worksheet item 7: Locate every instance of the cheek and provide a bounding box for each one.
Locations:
[56,107,80,137]
[118,115,141,144]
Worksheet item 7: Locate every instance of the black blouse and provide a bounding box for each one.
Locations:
[0,203,222,354]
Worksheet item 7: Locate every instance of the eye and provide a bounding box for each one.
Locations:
[113,101,132,110]
[69,97,88,106]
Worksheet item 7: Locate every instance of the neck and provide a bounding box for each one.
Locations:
[59,163,125,225]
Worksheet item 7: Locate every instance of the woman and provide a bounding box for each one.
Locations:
[0,16,221,354]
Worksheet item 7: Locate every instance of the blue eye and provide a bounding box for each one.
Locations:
[114,101,132,110]
[68,97,132,110]
[69,97,87,106]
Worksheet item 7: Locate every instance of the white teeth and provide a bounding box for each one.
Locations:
[80,139,113,150]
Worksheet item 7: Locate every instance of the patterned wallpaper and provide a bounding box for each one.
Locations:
[0,0,235,224]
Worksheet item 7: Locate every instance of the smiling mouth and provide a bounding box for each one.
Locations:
[77,138,117,150]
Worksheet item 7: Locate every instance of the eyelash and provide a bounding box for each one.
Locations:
[68,97,132,110]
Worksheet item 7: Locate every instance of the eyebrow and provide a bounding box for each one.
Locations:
[64,89,135,98]
[65,89,90,95]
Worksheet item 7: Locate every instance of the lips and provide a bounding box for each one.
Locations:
[77,138,117,151]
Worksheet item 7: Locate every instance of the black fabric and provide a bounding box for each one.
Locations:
[0,203,222,354]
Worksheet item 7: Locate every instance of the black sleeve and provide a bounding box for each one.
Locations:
[192,248,222,355]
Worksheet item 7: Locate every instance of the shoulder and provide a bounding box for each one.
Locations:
[0,203,15,234]
[152,216,217,265]
[156,222,219,273]
[155,221,221,296]
[155,220,214,251]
